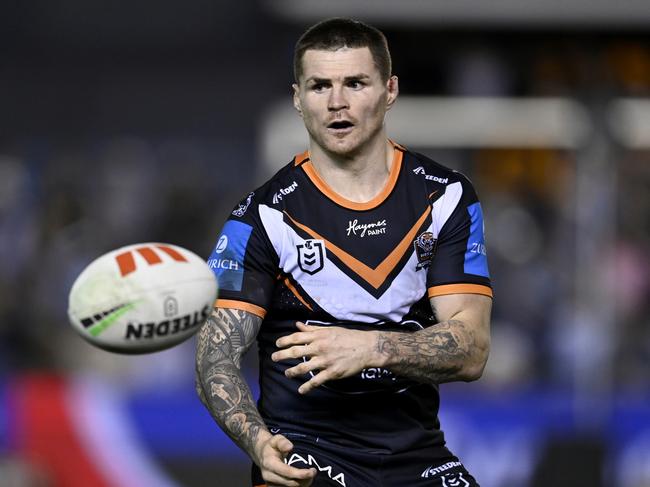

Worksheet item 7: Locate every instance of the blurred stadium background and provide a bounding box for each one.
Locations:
[1,1,649,486]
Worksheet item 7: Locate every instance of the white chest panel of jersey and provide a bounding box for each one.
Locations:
[257,182,463,323]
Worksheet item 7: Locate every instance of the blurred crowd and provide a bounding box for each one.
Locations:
[1,31,649,399]
[391,32,650,393]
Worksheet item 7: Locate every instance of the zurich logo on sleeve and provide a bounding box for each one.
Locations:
[207,220,253,291]
[464,203,490,278]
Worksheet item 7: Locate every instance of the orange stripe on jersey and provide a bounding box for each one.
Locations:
[285,205,430,289]
[389,139,406,151]
[215,299,267,318]
[295,141,402,167]
[136,246,162,265]
[294,150,310,166]
[301,148,403,211]
[428,284,493,298]
[283,277,313,311]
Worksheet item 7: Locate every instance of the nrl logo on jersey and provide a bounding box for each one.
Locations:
[272,181,298,204]
[297,239,325,275]
[414,231,437,270]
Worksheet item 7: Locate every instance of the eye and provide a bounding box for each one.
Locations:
[311,83,329,93]
[347,80,365,90]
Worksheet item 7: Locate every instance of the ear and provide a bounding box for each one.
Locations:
[385,75,399,111]
[292,83,303,117]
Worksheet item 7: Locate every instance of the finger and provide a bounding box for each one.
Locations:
[272,344,313,362]
[298,476,315,487]
[265,459,317,483]
[297,369,332,395]
[276,332,313,349]
[264,470,301,487]
[285,357,324,378]
[265,436,316,482]
[295,321,320,330]
[264,471,302,487]
[270,434,293,455]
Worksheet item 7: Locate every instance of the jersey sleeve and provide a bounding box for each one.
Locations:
[207,193,279,318]
[427,176,493,299]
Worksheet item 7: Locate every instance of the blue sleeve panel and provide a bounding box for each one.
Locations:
[463,202,490,278]
[207,220,253,293]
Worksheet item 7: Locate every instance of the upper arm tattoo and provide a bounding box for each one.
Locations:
[196,307,261,368]
[195,308,265,456]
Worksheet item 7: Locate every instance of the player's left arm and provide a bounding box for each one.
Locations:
[375,292,491,384]
[274,293,490,393]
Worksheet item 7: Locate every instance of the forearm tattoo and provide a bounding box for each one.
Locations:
[377,319,482,384]
[195,308,265,456]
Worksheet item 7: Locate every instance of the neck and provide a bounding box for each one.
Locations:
[309,137,394,204]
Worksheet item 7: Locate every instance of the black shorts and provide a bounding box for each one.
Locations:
[251,435,479,487]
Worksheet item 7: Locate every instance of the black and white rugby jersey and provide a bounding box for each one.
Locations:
[207,141,492,453]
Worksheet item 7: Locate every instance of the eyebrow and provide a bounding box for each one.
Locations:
[305,74,371,84]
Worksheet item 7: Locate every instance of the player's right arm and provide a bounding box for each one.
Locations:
[195,307,316,487]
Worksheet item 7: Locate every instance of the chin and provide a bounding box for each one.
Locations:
[323,137,363,158]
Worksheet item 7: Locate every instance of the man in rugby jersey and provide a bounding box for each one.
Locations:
[196,18,492,487]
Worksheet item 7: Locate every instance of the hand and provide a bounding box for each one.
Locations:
[254,433,316,487]
[272,322,378,394]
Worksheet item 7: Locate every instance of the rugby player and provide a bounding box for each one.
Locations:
[196,18,492,487]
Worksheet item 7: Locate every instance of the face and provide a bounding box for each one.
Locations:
[293,47,398,158]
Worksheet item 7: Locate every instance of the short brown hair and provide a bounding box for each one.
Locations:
[293,18,392,83]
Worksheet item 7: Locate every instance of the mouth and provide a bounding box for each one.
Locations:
[327,120,355,135]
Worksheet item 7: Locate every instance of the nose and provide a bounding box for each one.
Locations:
[328,85,349,112]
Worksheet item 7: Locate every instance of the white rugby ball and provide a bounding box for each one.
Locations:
[68,243,218,354]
